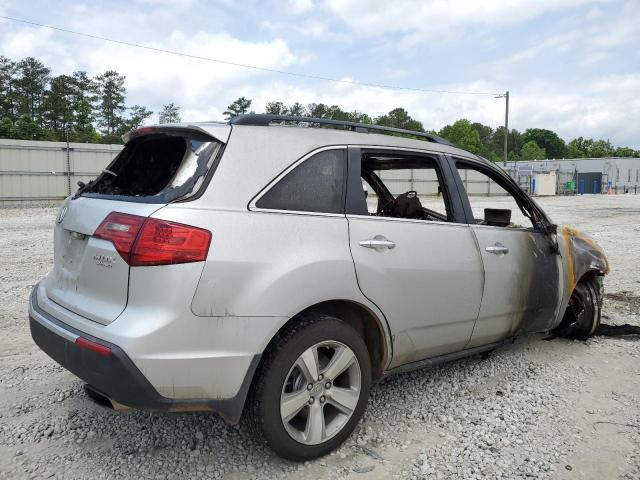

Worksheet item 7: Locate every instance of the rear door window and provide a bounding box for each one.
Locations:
[256,149,346,214]
[350,150,452,222]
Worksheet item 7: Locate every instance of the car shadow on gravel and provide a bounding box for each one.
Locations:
[595,293,640,339]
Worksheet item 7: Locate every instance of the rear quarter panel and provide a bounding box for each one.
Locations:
[159,205,390,360]
[186,208,366,317]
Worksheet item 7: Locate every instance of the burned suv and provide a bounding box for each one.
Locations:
[29,114,608,460]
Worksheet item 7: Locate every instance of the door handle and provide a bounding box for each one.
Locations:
[485,242,509,255]
[359,235,396,251]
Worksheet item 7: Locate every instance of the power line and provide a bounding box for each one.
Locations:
[0,14,502,96]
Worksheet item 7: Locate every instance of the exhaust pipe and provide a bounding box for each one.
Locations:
[83,384,131,411]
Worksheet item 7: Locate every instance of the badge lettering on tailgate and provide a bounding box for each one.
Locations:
[93,254,116,268]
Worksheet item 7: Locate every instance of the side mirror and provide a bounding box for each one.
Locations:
[541,223,560,254]
[484,208,511,227]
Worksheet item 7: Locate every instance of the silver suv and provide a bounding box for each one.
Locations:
[29,114,608,460]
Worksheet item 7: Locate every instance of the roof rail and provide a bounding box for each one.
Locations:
[228,114,452,146]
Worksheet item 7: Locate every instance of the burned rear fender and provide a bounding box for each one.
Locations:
[559,226,609,300]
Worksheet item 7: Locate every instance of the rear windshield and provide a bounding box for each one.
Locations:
[78,132,221,203]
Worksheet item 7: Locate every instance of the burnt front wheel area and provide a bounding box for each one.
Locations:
[555,280,601,340]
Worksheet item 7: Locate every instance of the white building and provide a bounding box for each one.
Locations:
[506,157,640,194]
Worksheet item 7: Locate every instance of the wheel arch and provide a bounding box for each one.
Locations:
[563,268,605,308]
[554,268,604,339]
[261,300,390,384]
[577,268,605,284]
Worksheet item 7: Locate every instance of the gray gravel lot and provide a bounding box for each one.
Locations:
[1,195,639,479]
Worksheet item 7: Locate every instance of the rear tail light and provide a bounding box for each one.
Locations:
[94,212,211,266]
[130,217,211,266]
[94,212,145,263]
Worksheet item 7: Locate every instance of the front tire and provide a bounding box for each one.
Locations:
[556,280,602,340]
[247,313,371,460]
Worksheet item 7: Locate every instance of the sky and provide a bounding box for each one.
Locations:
[1,0,639,148]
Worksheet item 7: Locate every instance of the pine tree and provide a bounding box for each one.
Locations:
[42,75,75,138]
[122,105,154,132]
[70,71,99,142]
[72,99,100,142]
[96,70,126,136]
[0,56,17,121]
[287,102,307,116]
[265,101,288,115]
[223,97,251,120]
[0,117,13,137]
[14,57,50,125]
[158,103,181,124]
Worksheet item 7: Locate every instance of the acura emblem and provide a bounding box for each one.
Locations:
[57,206,68,224]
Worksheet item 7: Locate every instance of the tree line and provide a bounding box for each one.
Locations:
[229,97,639,161]
[0,56,637,160]
[0,56,181,144]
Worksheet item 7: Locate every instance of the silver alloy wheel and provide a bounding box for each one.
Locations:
[280,341,361,445]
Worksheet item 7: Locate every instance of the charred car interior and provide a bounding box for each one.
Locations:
[360,153,451,222]
[77,132,221,202]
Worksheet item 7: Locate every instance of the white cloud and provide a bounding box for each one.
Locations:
[505,75,640,149]
[229,73,639,149]
[135,0,196,5]
[587,12,639,48]
[487,3,639,86]
[506,32,579,63]
[261,17,336,39]
[579,51,607,66]
[1,26,64,58]
[288,0,314,14]
[324,0,605,39]
[81,30,295,120]
[87,30,292,76]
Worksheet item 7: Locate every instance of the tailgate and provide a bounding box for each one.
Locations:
[43,197,163,325]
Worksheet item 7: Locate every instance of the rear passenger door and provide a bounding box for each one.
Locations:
[345,147,484,367]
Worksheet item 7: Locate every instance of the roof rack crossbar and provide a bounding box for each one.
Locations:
[228,114,451,146]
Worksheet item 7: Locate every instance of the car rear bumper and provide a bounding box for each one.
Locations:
[28,288,259,424]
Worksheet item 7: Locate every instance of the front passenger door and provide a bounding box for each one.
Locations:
[453,159,563,347]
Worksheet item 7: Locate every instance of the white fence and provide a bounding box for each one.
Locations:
[0,139,122,205]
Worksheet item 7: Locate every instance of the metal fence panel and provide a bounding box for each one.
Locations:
[0,139,122,205]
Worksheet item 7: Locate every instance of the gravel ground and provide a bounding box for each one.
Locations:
[1,195,639,480]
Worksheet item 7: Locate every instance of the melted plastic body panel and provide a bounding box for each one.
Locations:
[556,226,609,320]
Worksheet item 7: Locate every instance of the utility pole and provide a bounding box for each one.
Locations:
[503,91,509,166]
[494,90,510,167]
[65,125,71,195]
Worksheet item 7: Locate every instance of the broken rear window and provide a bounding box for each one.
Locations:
[78,132,221,203]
